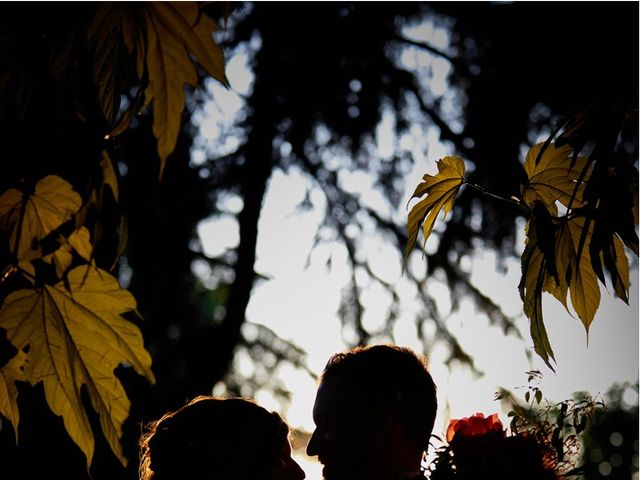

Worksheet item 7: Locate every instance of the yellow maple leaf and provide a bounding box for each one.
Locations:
[404,156,465,268]
[553,218,601,333]
[86,3,133,125]
[522,214,606,367]
[0,175,84,264]
[522,143,591,214]
[0,187,22,238]
[0,175,93,280]
[609,235,630,302]
[0,266,155,467]
[86,5,146,136]
[520,220,556,369]
[0,350,26,439]
[43,226,93,277]
[142,2,227,177]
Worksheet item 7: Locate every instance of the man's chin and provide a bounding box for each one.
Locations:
[321,464,361,480]
[321,465,342,480]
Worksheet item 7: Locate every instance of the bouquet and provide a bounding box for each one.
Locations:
[425,373,602,479]
[426,412,559,480]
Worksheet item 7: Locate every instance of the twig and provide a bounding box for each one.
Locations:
[393,32,458,65]
[464,180,528,210]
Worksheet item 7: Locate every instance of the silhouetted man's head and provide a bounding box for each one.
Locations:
[306,345,437,480]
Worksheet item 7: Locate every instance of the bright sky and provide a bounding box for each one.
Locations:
[237,168,639,425]
[195,15,639,480]
[201,164,638,480]
[203,167,638,480]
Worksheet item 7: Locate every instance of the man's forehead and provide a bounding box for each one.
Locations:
[314,375,363,416]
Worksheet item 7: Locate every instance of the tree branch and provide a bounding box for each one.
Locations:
[405,79,474,158]
[393,32,458,66]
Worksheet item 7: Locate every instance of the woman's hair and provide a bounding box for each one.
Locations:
[139,396,289,480]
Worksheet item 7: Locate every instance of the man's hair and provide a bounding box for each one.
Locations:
[320,344,437,451]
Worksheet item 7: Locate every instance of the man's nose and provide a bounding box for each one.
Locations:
[306,429,320,456]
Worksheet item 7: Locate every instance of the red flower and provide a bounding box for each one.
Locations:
[446,412,504,443]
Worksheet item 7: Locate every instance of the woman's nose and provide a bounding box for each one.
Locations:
[288,458,306,480]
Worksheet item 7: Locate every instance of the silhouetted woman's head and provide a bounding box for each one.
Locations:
[139,396,305,480]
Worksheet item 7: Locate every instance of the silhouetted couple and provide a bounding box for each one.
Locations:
[139,344,437,480]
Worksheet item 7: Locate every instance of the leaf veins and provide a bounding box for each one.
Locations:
[404,156,465,269]
[0,266,155,467]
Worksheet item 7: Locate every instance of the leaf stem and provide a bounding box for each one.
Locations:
[1,264,36,285]
[463,181,529,210]
[1,265,18,284]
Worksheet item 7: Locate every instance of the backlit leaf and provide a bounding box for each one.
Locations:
[531,202,560,287]
[0,350,26,438]
[0,176,82,263]
[151,3,226,82]
[42,227,93,277]
[87,4,144,135]
[76,151,123,271]
[609,235,630,303]
[0,188,22,239]
[100,149,119,202]
[87,3,131,124]
[523,215,604,363]
[404,156,465,268]
[522,143,590,214]
[519,220,556,370]
[142,2,227,177]
[0,266,155,467]
[554,218,600,333]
